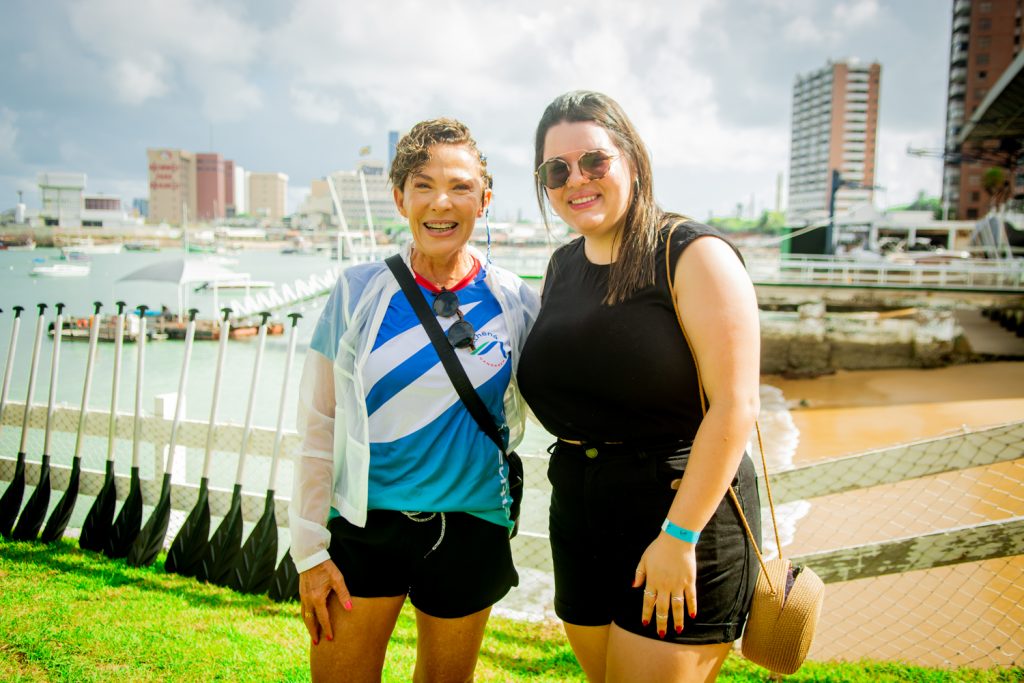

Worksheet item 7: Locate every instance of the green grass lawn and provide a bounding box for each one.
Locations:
[1,538,1020,682]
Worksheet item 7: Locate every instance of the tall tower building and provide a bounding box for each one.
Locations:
[196,152,226,221]
[147,148,196,226]
[942,0,1022,220]
[248,172,288,221]
[787,59,881,223]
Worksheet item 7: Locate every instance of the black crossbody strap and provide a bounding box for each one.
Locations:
[385,255,509,455]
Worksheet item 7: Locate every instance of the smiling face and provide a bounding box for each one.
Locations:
[393,143,491,264]
[541,120,634,245]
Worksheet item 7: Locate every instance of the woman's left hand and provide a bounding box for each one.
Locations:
[633,534,697,637]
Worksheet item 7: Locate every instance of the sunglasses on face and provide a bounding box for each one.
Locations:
[433,289,476,351]
[535,149,618,190]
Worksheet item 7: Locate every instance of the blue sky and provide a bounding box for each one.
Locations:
[0,0,951,222]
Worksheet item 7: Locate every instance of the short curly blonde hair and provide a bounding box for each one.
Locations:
[389,118,492,195]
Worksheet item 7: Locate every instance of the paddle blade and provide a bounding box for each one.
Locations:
[230,492,278,594]
[11,456,51,541]
[165,479,210,577]
[105,467,142,559]
[127,474,171,568]
[79,461,116,552]
[268,549,300,603]
[198,485,243,587]
[0,453,27,538]
[41,457,81,543]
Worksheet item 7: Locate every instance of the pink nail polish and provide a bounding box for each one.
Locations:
[658,630,666,639]
[344,599,353,611]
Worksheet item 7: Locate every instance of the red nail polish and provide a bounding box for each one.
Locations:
[312,639,319,646]
[326,634,333,642]
[642,619,649,626]
[658,630,666,639]
[344,599,353,611]
[675,625,682,633]
[689,610,696,619]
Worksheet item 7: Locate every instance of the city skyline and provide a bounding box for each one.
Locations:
[1,0,952,222]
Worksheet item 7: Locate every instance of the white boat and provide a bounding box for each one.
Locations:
[31,263,91,277]
[194,276,274,291]
[60,238,123,257]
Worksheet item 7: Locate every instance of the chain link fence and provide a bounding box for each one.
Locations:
[2,370,1021,671]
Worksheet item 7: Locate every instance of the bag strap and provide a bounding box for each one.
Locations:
[663,224,782,592]
[384,254,510,457]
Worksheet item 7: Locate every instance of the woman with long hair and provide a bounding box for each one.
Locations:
[518,91,762,683]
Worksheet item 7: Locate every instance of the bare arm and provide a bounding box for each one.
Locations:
[635,235,760,634]
[292,349,352,644]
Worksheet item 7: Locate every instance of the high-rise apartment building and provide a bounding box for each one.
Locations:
[942,0,1022,220]
[196,152,226,221]
[249,172,288,221]
[147,148,197,225]
[223,159,236,217]
[787,59,881,223]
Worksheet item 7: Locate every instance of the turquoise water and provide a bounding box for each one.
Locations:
[1,248,341,432]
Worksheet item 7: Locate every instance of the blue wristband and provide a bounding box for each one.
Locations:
[661,519,700,544]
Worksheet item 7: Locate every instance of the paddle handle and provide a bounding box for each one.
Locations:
[106,302,127,463]
[202,308,233,479]
[131,306,149,468]
[0,310,23,433]
[41,304,65,456]
[234,312,272,484]
[268,313,302,489]
[164,309,199,474]
[18,305,48,453]
[73,303,104,459]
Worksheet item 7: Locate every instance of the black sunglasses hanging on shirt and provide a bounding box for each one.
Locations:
[385,255,524,537]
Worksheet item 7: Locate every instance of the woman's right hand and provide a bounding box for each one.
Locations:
[299,559,353,645]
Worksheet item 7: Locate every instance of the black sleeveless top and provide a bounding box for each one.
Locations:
[517,221,739,443]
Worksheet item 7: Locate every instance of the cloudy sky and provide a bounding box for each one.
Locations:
[0,0,951,222]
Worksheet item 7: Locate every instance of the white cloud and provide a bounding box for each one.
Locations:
[290,87,344,125]
[784,15,828,44]
[874,127,944,208]
[67,0,263,118]
[834,0,880,27]
[0,108,18,161]
[112,56,169,105]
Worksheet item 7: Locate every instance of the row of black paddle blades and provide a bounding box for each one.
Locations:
[0,303,303,603]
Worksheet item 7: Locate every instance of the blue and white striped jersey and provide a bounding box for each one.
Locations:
[311,264,513,528]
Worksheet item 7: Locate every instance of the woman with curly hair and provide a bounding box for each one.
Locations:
[291,118,539,682]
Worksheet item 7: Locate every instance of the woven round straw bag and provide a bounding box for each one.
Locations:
[741,557,825,674]
[665,223,826,675]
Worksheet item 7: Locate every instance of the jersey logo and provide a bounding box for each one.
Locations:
[469,330,509,368]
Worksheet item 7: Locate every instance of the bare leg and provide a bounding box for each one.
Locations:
[562,623,610,683]
[310,594,406,683]
[412,606,492,683]
[605,624,731,683]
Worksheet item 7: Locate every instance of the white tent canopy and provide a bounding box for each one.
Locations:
[119,257,248,318]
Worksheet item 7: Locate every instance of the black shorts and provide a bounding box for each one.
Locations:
[327,510,518,619]
[547,440,761,644]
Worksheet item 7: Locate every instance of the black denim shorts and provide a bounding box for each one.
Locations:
[327,510,518,619]
[547,440,761,644]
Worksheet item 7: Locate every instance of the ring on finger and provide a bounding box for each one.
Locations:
[304,611,313,618]
[643,589,656,598]
[657,612,667,619]
[671,596,685,602]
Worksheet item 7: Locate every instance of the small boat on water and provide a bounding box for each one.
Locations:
[193,277,274,291]
[31,263,91,277]
[124,240,162,252]
[1,238,36,251]
[60,238,123,257]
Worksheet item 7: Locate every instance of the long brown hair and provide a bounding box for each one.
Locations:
[534,91,679,304]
